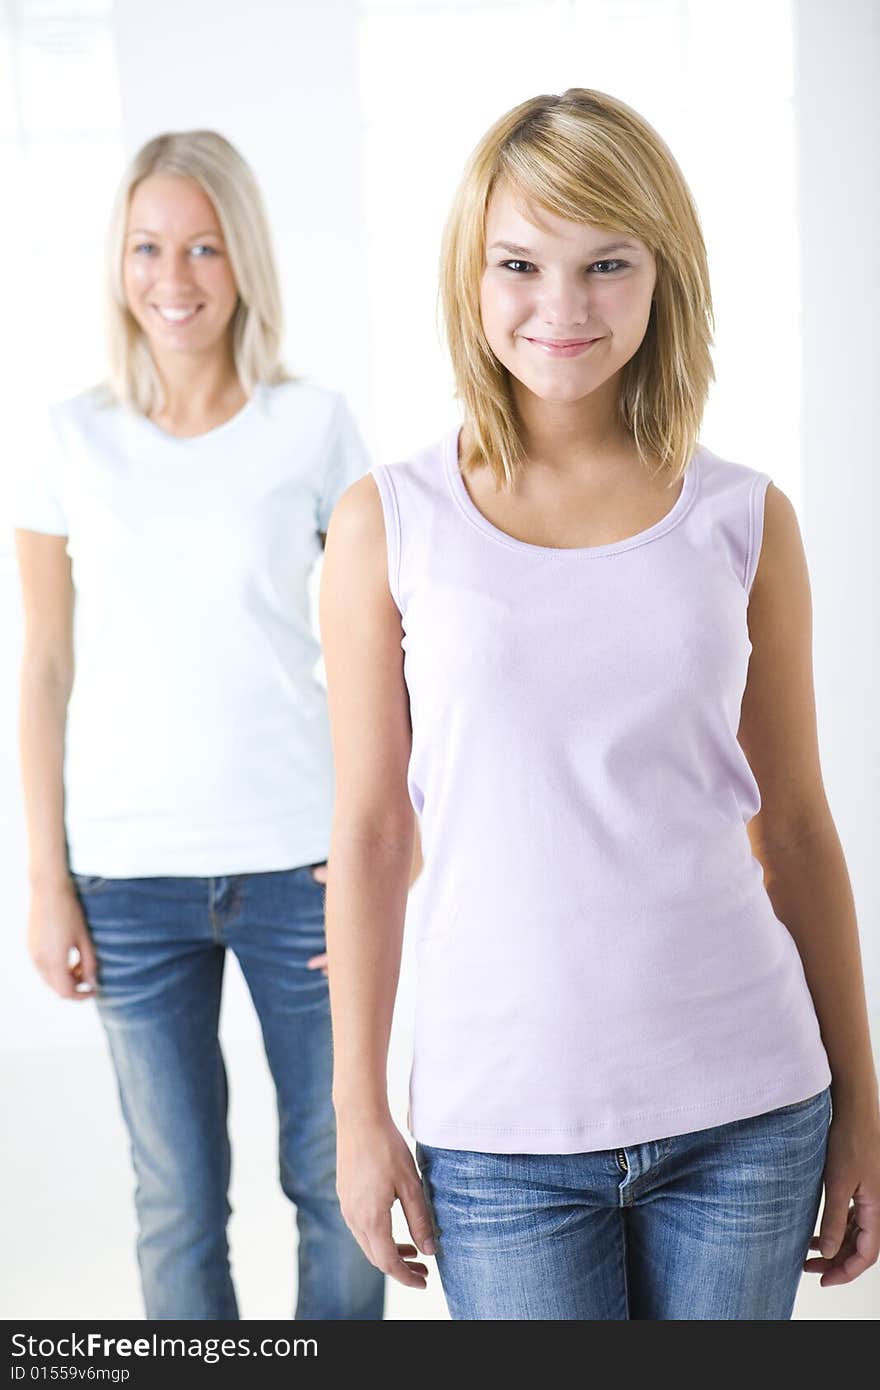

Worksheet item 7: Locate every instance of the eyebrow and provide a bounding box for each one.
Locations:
[128,228,221,238]
[488,239,639,257]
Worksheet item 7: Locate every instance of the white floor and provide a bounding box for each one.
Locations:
[1,1034,449,1322]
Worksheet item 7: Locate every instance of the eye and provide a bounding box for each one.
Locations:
[499,258,629,275]
[132,242,157,255]
[191,244,218,257]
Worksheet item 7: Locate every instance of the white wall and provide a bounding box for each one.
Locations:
[114,0,371,425]
[795,0,880,998]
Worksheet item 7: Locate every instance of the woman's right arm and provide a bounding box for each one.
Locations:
[14,529,96,999]
[318,473,436,1290]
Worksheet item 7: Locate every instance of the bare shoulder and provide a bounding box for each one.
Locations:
[321,473,398,616]
[326,473,385,540]
[324,474,386,563]
[751,481,808,601]
[763,479,801,536]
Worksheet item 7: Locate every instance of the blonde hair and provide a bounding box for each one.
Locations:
[104,129,291,414]
[439,88,715,490]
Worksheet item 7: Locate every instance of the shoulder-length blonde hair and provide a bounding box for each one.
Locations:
[104,129,291,414]
[439,88,715,490]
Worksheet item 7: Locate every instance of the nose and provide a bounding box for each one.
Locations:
[151,247,200,292]
[537,272,591,329]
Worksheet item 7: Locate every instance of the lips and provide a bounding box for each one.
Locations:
[153,304,203,324]
[526,336,599,346]
[522,335,603,357]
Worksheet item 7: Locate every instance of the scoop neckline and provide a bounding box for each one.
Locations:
[444,425,700,558]
[129,383,263,445]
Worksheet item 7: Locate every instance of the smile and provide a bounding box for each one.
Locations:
[152,305,203,325]
[523,336,602,357]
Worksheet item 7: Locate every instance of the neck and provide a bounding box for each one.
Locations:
[511,376,635,479]
[151,343,244,427]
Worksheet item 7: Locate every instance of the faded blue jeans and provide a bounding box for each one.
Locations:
[73,866,386,1321]
[415,1085,832,1319]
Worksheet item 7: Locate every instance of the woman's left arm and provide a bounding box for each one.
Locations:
[738,482,880,1286]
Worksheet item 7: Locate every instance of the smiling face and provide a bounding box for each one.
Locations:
[480,179,657,412]
[122,173,239,366]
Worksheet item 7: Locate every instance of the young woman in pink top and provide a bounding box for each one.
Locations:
[318,89,879,1318]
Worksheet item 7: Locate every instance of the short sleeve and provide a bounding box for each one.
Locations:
[9,404,69,536]
[315,394,372,533]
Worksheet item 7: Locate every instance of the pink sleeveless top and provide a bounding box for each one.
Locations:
[370,428,831,1153]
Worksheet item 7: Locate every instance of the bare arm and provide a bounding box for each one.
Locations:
[739,486,877,1117]
[321,474,414,1115]
[15,529,96,998]
[739,484,879,1284]
[318,473,434,1286]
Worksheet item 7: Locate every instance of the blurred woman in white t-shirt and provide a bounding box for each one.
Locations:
[13,129,400,1320]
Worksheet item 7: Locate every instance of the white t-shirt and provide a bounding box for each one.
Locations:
[13,379,370,876]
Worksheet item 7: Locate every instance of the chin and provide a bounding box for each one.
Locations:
[527,380,598,405]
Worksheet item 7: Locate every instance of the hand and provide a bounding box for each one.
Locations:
[28,878,98,1000]
[803,1106,880,1286]
[336,1113,437,1288]
[306,861,329,977]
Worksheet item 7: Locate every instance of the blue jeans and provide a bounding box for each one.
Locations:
[415,1086,832,1319]
[73,867,386,1321]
